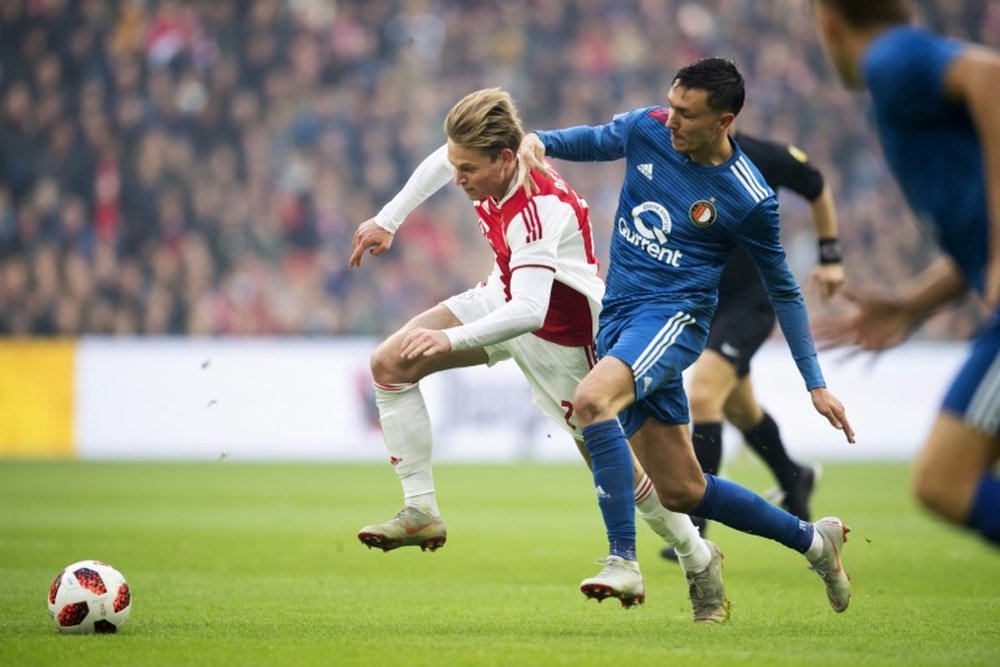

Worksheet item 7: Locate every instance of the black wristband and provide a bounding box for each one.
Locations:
[818,238,842,264]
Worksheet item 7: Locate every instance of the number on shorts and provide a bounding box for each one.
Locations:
[561,400,576,431]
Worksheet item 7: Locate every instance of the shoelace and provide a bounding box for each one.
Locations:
[687,566,718,603]
[590,557,619,577]
[589,557,639,579]
[394,507,430,521]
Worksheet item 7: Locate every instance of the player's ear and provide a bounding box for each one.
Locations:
[499,147,516,167]
[719,112,736,132]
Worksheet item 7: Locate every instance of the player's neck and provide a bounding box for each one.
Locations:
[491,166,518,202]
[846,25,894,87]
[686,134,733,166]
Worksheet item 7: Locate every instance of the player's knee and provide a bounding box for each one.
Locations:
[572,385,611,425]
[911,462,966,523]
[654,477,704,513]
[912,472,950,519]
[370,342,404,385]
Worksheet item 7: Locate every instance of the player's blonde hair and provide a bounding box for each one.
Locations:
[444,88,524,161]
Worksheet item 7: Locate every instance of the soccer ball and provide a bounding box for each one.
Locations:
[48,560,132,634]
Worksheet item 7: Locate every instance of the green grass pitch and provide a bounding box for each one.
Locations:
[1,459,998,666]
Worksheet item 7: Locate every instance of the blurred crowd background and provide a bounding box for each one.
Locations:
[0,0,996,338]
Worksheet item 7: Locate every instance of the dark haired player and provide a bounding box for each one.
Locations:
[519,57,857,612]
[663,131,844,561]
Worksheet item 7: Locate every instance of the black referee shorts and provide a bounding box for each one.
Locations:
[705,248,776,377]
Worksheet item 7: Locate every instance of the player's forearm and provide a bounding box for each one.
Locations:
[444,266,553,351]
[374,144,453,233]
[898,256,968,318]
[771,293,826,390]
[536,126,625,162]
[754,256,825,388]
[808,185,838,237]
[809,185,840,238]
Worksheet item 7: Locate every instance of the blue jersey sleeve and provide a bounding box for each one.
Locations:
[864,27,964,122]
[734,201,825,390]
[535,108,650,162]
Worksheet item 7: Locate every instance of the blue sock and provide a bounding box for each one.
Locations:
[692,474,814,553]
[965,473,1000,546]
[581,419,636,561]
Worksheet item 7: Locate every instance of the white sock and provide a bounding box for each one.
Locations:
[805,524,825,561]
[374,381,440,517]
[634,475,711,573]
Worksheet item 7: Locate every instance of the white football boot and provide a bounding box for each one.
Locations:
[357,506,447,552]
[808,516,852,612]
[580,556,645,608]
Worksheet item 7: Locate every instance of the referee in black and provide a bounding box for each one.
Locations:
[663,131,845,561]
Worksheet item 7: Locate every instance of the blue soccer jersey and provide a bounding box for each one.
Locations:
[865,26,1000,435]
[864,26,986,292]
[537,107,824,391]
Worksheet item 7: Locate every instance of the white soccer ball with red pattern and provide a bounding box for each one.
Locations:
[48,560,132,634]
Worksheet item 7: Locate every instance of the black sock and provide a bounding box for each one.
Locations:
[742,412,799,490]
[692,422,723,476]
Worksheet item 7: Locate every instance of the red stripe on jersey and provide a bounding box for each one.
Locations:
[511,264,556,272]
[519,199,536,244]
[648,107,670,124]
[474,167,599,346]
[526,199,542,243]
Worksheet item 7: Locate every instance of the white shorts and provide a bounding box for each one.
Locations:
[443,280,597,437]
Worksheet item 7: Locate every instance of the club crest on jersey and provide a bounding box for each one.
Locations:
[688,199,717,228]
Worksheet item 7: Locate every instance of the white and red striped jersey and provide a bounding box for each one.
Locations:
[374,145,604,349]
[472,166,603,346]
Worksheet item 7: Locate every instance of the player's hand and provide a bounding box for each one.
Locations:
[809,263,845,303]
[400,328,452,359]
[516,133,550,196]
[984,256,1000,309]
[349,218,394,268]
[809,387,855,444]
[812,287,915,353]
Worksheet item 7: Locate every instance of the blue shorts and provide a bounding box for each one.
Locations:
[597,304,710,437]
[942,311,1000,435]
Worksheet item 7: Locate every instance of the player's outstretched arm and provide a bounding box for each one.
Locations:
[812,288,917,353]
[945,46,1000,307]
[813,256,967,352]
[348,145,453,268]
